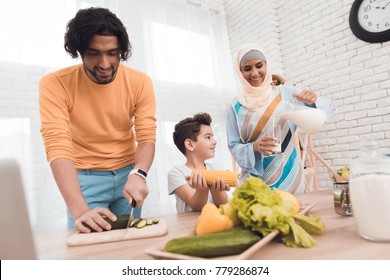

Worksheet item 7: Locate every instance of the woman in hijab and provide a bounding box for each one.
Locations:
[226,43,334,193]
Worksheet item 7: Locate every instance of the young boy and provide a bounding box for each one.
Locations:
[168,113,230,212]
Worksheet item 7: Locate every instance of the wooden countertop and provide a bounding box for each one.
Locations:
[34,189,390,260]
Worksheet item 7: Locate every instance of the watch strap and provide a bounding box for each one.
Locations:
[129,168,147,180]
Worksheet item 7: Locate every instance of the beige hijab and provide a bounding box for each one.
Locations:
[236,43,273,110]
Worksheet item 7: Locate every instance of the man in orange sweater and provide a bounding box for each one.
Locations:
[39,7,156,233]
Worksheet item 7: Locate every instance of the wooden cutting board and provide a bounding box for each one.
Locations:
[66,219,168,247]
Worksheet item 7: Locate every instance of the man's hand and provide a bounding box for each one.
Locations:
[123,174,149,208]
[74,207,117,233]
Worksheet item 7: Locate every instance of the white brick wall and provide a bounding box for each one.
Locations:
[223,0,390,188]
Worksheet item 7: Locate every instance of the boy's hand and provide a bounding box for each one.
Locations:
[186,173,208,190]
[210,179,230,191]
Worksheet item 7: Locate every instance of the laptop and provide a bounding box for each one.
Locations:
[0,158,37,259]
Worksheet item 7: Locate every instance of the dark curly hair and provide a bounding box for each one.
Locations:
[64,7,132,60]
[173,113,212,156]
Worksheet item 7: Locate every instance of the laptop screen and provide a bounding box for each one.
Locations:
[0,159,36,259]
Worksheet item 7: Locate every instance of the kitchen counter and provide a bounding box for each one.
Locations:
[34,189,390,260]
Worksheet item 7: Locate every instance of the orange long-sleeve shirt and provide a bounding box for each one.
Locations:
[39,64,157,170]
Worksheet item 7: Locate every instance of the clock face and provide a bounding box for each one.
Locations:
[358,0,390,33]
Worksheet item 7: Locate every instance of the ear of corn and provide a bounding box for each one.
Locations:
[191,169,238,187]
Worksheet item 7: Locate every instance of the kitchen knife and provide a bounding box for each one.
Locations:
[126,199,137,235]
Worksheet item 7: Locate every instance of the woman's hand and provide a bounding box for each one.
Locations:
[253,136,277,156]
[293,88,317,105]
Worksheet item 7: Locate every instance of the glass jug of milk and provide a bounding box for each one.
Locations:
[279,98,326,134]
[349,140,390,242]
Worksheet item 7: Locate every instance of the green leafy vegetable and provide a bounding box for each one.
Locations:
[230,176,324,248]
[282,219,317,248]
[293,213,325,235]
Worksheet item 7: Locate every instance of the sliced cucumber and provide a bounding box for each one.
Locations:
[131,218,142,228]
[136,219,147,228]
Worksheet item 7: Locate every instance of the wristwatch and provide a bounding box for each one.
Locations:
[129,168,148,180]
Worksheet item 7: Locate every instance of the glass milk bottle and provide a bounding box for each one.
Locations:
[349,140,390,242]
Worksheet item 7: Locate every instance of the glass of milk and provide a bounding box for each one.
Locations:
[268,123,282,154]
[349,140,390,242]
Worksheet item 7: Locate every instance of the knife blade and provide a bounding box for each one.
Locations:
[126,199,137,235]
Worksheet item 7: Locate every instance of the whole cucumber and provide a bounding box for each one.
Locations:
[82,214,130,232]
[164,226,261,257]
[82,216,160,232]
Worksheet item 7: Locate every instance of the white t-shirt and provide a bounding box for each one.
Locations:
[168,163,214,213]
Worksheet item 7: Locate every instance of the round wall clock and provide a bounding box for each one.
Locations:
[349,0,390,43]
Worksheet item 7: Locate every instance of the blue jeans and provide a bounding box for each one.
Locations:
[67,163,141,228]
